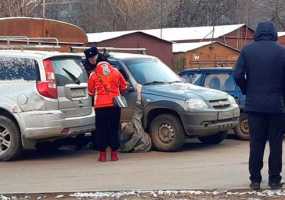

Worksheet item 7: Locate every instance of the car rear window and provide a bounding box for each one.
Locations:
[51,57,88,86]
[0,57,39,81]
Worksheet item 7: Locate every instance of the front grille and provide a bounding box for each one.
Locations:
[208,98,231,109]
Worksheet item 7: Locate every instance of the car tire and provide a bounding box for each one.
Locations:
[234,113,249,140]
[0,116,22,161]
[198,131,227,144]
[150,114,185,151]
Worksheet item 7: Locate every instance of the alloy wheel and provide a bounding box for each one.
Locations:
[0,128,11,155]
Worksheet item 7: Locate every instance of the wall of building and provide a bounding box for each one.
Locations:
[278,36,285,46]
[174,42,240,70]
[218,25,254,50]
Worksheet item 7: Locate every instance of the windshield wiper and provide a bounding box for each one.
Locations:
[63,68,81,84]
[168,80,182,83]
[143,81,168,85]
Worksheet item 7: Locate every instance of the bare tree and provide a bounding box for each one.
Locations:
[0,0,42,17]
[1,0,285,33]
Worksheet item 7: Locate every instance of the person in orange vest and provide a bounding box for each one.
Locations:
[86,47,127,162]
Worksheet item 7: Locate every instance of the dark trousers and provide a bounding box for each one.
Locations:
[94,107,121,151]
[248,112,284,183]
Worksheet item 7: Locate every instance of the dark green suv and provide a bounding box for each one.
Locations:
[107,53,240,151]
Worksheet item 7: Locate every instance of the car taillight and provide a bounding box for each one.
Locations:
[36,59,58,99]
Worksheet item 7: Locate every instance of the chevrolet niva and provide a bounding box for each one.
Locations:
[105,52,240,151]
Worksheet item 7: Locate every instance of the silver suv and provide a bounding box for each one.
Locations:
[0,50,95,161]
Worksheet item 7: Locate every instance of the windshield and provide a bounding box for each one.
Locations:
[124,58,181,85]
[182,73,202,84]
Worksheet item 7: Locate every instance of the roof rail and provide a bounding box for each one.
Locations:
[70,46,147,54]
[0,36,60,45]
[0,36,61,50]
[0,44,61,50]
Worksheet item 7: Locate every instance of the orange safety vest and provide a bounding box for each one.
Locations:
[88,61,127,108]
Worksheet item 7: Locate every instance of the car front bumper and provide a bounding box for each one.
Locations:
[181,107,240,137]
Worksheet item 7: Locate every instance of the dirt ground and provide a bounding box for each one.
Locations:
[2,190,285,200]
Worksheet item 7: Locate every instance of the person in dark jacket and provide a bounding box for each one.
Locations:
[233,21,285,190]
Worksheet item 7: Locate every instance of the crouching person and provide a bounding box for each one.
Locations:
[86,46,127,162]
[120,84,152,153]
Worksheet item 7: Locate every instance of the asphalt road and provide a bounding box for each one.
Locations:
[0,138,283,194]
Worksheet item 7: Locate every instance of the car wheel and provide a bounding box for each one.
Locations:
[234,113,249,140]
[198,131,227,144]
[150,114,185,151]
[0,116,22,161]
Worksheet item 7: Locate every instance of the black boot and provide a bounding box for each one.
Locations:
[250,182,261,191]
[269,181,283,190]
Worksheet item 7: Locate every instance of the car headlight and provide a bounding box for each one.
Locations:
[228,95,239,108]
[185,98,208,110]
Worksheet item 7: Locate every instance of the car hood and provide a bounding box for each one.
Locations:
[143,82,228,101]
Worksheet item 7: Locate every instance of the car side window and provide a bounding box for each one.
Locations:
[0,57,39,81]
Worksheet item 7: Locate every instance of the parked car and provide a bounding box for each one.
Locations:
[0,50,95,161]
[179,67,249,140]
[103,53,240,151]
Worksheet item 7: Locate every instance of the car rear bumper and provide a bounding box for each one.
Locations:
[18,109,95,140]
[181,107,240,137]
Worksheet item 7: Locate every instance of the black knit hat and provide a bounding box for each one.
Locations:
[84,46,99,59]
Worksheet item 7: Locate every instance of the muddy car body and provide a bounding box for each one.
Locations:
[106,52,240,151]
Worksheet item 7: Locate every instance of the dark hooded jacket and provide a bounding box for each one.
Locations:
[233,21,285,113]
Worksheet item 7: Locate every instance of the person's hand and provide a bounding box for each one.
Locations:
[136,84,142,104]
[136,84,142,94]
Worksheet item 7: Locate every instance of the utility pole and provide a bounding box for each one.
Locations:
[43,0,46,18]
[160,0,163,39]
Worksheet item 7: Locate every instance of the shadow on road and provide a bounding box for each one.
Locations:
[17,134,247,161]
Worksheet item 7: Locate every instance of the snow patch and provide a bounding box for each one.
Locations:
[0,195,10,200]
[88,24,245,42]
[70,189,285,198]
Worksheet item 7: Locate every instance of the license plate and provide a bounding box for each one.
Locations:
[218,111,234,120]
[71,88,86,98]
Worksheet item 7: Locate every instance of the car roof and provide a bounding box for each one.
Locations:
[0,50,82,60]
[180,67,233,73]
